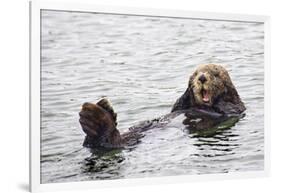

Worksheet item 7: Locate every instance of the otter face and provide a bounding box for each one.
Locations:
[190,64,231,107]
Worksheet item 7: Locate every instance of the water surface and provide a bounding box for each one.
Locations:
[41,10,264,183]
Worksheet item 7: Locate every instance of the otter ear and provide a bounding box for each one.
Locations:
[97,98,117,126]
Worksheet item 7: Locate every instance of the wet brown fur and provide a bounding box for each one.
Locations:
[172,64,246,114]
[79,100,123,148]
[79,64,246,149]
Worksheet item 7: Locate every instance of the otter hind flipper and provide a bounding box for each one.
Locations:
[79,101,123,149]
[97,98,118,126]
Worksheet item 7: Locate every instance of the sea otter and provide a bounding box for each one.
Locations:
[79,64,246,149]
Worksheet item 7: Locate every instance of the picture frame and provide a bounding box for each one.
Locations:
[30,0,270,192]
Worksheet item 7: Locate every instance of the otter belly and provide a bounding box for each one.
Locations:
[128,109,241,141]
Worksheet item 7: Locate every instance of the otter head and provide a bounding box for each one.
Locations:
[189,64,234,107]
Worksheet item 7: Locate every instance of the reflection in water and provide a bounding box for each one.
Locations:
[182,111,242,167]
[82,149,125,179]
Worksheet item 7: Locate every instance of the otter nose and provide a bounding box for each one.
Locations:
[199,74,207,83]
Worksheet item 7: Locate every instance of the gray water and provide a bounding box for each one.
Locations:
[41,10,264,184]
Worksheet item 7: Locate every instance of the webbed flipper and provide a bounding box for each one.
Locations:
[97,98,118,126]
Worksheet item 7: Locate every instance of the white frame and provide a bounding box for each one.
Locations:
[30,0,271,192]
